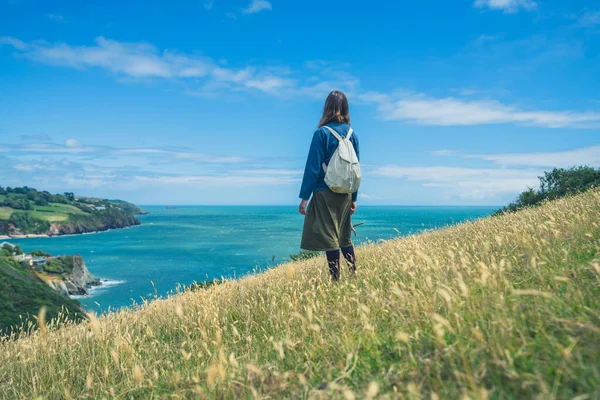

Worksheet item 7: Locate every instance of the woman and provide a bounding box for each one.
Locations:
[298,90,360,280]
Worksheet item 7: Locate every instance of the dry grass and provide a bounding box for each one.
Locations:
[1,190,600,399]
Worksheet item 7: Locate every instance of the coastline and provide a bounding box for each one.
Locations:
[0,234,50,240]
[0,224,142,241]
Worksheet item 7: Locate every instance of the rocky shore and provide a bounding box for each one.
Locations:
[43,255,102,296]
[0,220,141,239]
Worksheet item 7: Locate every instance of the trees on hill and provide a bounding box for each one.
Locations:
[0,187,73,206]
[495,166,600,215]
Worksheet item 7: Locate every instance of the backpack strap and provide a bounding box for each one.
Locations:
[346,128,354,140]
[322,125,343,141]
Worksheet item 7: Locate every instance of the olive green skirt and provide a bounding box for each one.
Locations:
[301,190,353,252]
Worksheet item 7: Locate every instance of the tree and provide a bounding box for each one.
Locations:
[495,166,600,215]
[8,212,50,234]
[30,250,51,257]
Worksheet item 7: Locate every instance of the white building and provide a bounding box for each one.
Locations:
[13,253,32,262]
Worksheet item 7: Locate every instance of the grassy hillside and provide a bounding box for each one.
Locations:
[0,257,86,335]
[1,191,599,399]
[0,186,142,236]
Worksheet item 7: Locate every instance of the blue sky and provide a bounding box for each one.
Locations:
[0,0,599,205]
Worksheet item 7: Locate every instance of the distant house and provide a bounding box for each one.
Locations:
[14,253,32,262]
[93,206,107,211]
[31,256,47,266]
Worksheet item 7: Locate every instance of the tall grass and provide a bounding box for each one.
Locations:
[1,190,599,399]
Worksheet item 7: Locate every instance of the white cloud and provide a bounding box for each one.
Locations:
[365,93,600,129]
[431,149,458,156]
[435,145,600,168]
[0,36,27,51]
[134,173,298,187]
[48,13,64,22]
[2,35,596,132]
[3,153,299,197]
[0,36,294,95]
[244,76,294,93]
[14,164,37,171]
[0,36,356,98]
[243,168,302,176]
[20,143,93,154]
[65,138,83,148]
[474,0,537,13]
[4,142,247,164]
[374,165,541,199]
[244,0,272,14]
[473,34,501,46]
[576,11,600,27]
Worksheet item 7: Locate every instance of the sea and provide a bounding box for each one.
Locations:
[5,206,496,314]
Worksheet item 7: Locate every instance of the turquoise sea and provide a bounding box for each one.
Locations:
[6,206,496,313]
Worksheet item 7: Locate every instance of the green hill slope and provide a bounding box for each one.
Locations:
[0,186,142,236]
[1,190,599,399]
[0,257,86,335]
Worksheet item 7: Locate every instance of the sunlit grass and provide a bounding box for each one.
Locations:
[29,211,69,222]
[34,203,88,217]
[0,207,13,220]
[1,190,599,399]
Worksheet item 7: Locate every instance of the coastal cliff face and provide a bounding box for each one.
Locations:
[0,257,85,334]
[3,212,141,238]
[45,255,101,296]
[0,187,144,238]
[47,213,141,236]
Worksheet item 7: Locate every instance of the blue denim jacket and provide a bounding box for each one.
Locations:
[299,122,360,201]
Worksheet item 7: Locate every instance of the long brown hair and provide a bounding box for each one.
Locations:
[318,90,350,127]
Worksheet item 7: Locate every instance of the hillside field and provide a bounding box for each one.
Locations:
[0,190,599,399]
[0,187,142,236]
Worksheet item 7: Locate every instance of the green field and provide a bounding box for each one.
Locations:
[27,203,89,222]
[0,187,142,236]
[0,207,12,220]
[29,211,68,222]
[1,190,599,399]
[0,203,89,224]
[34,203,88,215]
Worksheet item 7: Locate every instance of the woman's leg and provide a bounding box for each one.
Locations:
[341,245,356,274]
[326,249,340,281]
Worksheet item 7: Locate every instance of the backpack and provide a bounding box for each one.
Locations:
[321,125,362,195]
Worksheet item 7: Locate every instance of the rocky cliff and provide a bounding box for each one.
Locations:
[47,212,140,236]
[45,255,101,296]
[0,257,85,334]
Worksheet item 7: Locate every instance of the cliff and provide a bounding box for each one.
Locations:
[0,186,143,237]
[42,255,101,296]
[47,211,140,236]
[0,257,85,335]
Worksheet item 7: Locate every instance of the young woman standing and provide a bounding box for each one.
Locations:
[298,90,360,280]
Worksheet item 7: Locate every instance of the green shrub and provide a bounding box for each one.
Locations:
[495,166,600,215]
[43,257,75,275]
[289,250,321,261]
[8,212,50,234]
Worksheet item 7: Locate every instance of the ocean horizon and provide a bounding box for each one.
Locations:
[5,205,497,313]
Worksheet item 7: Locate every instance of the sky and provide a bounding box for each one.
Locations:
[0,0,599,206]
